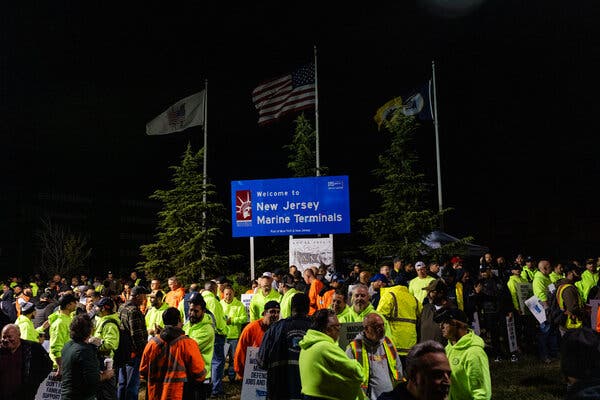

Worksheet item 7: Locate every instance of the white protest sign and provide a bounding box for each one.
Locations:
[241,347,267,400]
[525,295,547,324]
[35,374,61,400]
[338,322,364,350]
[241,294,254,322]
[289,236,334,273]
[506,314,518,353]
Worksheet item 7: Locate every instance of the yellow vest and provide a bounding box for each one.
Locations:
[557,283,583,329]
[349,336,400,391]
[376,286,418,355]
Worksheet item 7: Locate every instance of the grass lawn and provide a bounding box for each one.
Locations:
[203,353,567,400]
[490,354,565,400]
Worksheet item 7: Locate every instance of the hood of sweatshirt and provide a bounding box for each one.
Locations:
[451,330,485,351]
[299,328,334,350]
[160,325,185,343]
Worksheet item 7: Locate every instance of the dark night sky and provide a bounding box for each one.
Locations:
[2,1,600,262]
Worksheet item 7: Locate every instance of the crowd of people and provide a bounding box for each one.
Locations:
[1,252,600,399]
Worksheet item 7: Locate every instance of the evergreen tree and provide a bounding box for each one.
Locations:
[139,143,228,283]
[359,111,469,264]
[283,113,328,177]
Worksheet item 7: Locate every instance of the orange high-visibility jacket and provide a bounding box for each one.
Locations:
[140,329,207,400]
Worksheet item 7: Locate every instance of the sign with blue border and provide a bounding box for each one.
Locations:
[231,176,350,237]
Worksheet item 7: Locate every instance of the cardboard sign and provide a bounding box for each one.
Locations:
[35,374,62,400]
[506,314,518,353]
[590,299,600,330]
[516,283,533,315]
[525,295,547,324]
[240,347,267,400]
[338,322,364,350]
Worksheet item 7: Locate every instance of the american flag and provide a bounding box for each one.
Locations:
[252,63,316,126]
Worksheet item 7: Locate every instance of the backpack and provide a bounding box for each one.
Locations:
[546,284,569,327]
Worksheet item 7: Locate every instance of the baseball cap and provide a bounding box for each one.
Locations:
[131,286,150,297]
[525,256,534,262]
[423,279,448,293]
[369,273,389,284]
[433,308,468,324]
[415,261,426,270]
[21,302,35,315]
[331,273,345,283]
[262,272,273,278]
[214,276,230,284]
[263,300,280,314]
[94,297,115,310]
[450,256,463,264]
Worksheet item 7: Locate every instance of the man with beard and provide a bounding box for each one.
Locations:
[378,340,451,400]
[234,300,280,379]
[332,289,352,322]
[257,294,311,400]
[346,285,392,339]
[435,308,491,400]
[555,263,584,334]
[0,324,52,400]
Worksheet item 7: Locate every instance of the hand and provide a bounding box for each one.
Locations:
[53,369,62,380]
[42,320,50,330]
[100,369,115,381]
[88,336,102,347]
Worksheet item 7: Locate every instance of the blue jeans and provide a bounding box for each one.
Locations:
[117,354,141,400]
[538,321,559,360]
[225,338,238,380]
[212,334,226,395]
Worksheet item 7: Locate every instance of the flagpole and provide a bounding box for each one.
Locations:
[202,80,208,277]
[314,45,320,177]
[203,79,208,207]
[432,60,443,229]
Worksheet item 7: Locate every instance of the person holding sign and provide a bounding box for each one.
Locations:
[234,300,280,379]
[299,309,364,400]
[346,313,403,400]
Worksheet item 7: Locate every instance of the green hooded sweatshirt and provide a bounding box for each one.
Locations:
[445,330,491,400]
[299,329,365,400]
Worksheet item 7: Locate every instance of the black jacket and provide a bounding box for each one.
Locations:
[0,339,53,400]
